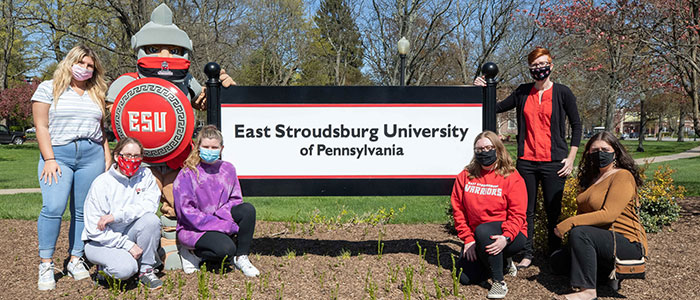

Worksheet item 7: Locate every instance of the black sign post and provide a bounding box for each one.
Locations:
[481,62,499,133]
[204,62,222,129]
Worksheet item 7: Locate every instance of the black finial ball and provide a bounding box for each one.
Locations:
[204,62,221,79]
[481,62,499,79]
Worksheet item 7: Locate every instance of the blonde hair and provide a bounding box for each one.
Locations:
[183,125,224,177]
[52,45,107,117]
[465,131,516,179]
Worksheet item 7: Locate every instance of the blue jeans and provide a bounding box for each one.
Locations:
[37,139,105,259]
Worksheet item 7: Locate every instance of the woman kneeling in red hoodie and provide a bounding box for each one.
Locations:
[451,130,528,299]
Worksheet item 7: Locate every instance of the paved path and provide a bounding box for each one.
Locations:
[1,146,699,196]
[634,145,700,164]
[0,188,40,195]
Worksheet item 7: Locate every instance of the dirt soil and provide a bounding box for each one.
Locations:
[1,198,699,299]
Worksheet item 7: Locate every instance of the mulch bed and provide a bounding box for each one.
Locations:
[1,198,698,299]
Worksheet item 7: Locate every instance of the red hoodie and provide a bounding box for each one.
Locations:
[450,168,528,244]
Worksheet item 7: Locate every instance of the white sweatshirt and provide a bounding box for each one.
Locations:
[81,165,160,250]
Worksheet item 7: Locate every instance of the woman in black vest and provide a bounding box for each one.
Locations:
[475,47,582,269]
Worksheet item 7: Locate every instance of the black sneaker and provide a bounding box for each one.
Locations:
[138,269,163,290]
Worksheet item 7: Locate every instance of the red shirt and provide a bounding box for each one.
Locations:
[450,169,528,244]
[522,86,553,161]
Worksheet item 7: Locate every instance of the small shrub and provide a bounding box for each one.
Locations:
[638,164,683,233]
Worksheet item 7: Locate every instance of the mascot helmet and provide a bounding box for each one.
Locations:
[131,4,193,59]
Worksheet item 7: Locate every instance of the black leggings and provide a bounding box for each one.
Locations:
[549,225,644,289]
[516,159,566,258]
[193,203,256,264]
[456,221,526,284]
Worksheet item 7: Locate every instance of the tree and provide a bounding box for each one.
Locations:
[234,0,311,85]
[0,81,37,129]
[301,0,365,85]
[640,0,700,140]
[362,0,469,85]
[541,0,646,131]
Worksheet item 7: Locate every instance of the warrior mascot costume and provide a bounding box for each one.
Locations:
[108,3,233,270]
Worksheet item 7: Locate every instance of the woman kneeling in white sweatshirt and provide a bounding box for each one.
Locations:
[82,137,163,289]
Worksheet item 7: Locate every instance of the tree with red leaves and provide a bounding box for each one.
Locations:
[0,81,38,129]
[540,0,647,132]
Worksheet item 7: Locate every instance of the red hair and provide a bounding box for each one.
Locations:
[527,47,552,65]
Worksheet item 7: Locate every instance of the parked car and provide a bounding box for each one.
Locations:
[25,127,36,133]
[0,125,26,144]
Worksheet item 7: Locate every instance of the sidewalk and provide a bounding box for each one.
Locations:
[0,188,40,195]
[634,145,700,164]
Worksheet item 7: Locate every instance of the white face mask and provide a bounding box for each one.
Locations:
[71,64,93,81]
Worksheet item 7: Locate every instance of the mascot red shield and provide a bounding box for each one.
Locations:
[111,77,194,164]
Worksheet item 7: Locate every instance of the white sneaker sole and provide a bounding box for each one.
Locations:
[38,281,55,290]
[68,270,91,281]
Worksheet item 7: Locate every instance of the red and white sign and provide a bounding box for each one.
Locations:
[221,103,481,179]
[111,77,194,163]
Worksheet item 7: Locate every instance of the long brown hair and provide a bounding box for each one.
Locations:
[465,131,516,179]
[52,45,107,116]
[183,125,224,177]
[577,131,642,189]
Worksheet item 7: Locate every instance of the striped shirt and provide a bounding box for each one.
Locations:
[31,80,104,146]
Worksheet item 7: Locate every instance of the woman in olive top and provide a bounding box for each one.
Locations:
[551,131,647,300]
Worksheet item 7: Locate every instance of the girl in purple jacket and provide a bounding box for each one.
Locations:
[173,125,259,277]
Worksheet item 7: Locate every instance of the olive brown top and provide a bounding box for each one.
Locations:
[557,169,648,255]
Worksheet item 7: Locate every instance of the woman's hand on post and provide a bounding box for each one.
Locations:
[97,214,115,231]
[129,244,143,259]
[557,157,574,177]
[463,241,477,261]
[485,235,507,255]
[40,160,62,185]
[473,76,486,87]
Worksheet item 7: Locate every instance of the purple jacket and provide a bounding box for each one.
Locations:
[173,160,243,249]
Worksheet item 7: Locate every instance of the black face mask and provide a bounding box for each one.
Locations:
[529,65,551,81]
[589,151,615,168]
[475,149,497,167]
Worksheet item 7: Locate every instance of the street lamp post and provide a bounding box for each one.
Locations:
[397,37,410,86]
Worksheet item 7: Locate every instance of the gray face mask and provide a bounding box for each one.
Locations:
[590,151,615,168]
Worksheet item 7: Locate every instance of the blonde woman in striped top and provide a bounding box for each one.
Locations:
[31,45,111,290]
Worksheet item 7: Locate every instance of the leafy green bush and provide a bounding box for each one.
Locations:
[637,165,683,233]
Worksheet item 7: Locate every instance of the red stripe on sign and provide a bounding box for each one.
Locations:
[222,103,482,108]
[238,175,457,179]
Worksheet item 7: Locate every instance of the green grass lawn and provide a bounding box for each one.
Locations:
[647,156,700,196]
[0,143,40,189]
[0,193,450,224]
[1,140,697,223]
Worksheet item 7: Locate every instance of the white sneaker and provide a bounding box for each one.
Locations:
[178,244,201,274]
[38,262,57,290]
[487,280,508,299]
[233,255,260,277]
[505,258,517,277]
[66,257,90,280]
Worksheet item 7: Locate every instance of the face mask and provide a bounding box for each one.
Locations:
[589,151,615,168]
[117,155,142,177]
[475,149,497,167]
[137,56,191,82]
[199,148,221,163]
[529,65,551,81]
[71,64,93,81]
